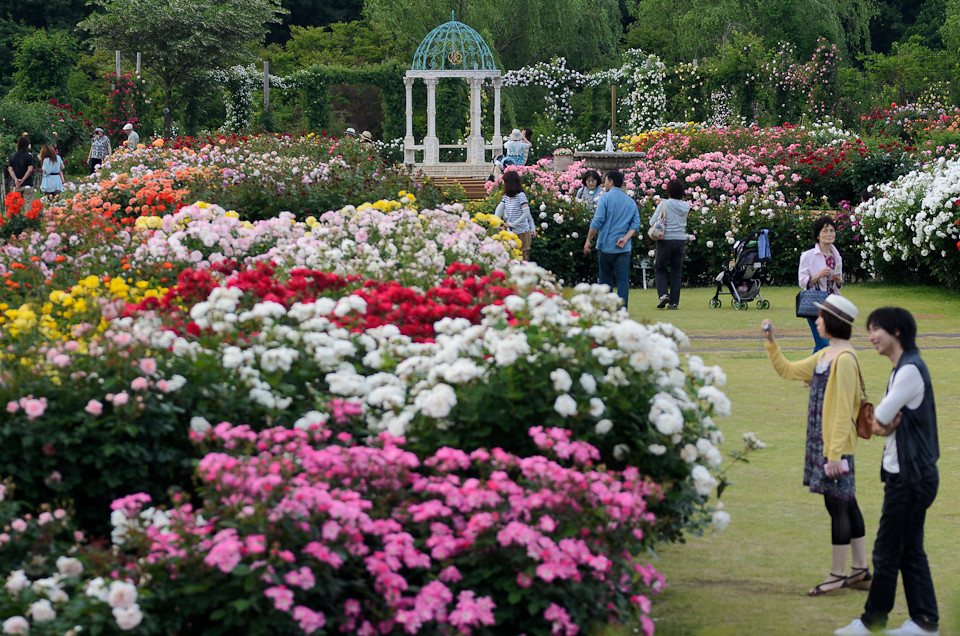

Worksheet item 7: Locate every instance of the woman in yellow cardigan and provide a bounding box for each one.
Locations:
[762,294,869,597]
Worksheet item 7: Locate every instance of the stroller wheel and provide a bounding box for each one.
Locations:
[756,299,764,309]
[761,300,771,309]
[709,298,720,309]
[731,300,741,310]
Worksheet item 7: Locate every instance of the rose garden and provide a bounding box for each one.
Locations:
[2,3,960,635]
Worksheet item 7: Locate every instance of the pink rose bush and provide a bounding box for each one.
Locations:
[100,421,664,634]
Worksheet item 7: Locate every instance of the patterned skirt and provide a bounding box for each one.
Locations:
[803,363,856,500]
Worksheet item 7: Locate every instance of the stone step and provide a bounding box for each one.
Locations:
[430,176,492,201]
[413,163,494,180]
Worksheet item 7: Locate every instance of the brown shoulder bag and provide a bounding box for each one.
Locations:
[838,350,874,440]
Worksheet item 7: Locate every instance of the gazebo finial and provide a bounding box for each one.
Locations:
[451,10,455,21]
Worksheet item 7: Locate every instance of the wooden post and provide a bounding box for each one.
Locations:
[263,61,270,112]
[611,85,616,136]
[114,50,120,89]
[136,52,141,75]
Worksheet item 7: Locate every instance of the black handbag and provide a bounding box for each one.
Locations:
[795,288,830,318]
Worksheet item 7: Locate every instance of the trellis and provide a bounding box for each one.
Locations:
[293,63,406,141]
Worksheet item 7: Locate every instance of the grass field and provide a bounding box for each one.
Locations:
[622,283,960,636]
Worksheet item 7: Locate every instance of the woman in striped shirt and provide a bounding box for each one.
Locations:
[498,170,535,260]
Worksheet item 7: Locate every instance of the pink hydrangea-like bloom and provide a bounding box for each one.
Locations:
[11,519,27,533]
[6,401,19,413]
[130,377,149,391]
[112,391,129,406]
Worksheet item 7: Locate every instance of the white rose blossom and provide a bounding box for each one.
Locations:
[553,394,578,418]
[414,383,458,419]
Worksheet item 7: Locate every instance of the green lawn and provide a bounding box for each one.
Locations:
[622,284,960,636]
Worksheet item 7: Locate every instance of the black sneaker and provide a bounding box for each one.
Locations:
[667,304,679,310]
[657,294,670,309]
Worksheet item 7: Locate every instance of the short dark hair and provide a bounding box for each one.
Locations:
[16,135,29,153]
[604,170,624,188]
[502,169,523,197]
[581,170,601,187]
[866,307,917,351]
[812,216,837,242]
[666,178,685,199]
[819,309,852,340]
[522,128,532,141]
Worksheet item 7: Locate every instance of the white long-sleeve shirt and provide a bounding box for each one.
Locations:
[875,364,924,474]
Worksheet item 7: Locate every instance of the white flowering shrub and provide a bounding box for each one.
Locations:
[504,57,588,128]
[209,65,295,131]
[139,261,733,543]
[855,156,960,289]
[619,50,667,132]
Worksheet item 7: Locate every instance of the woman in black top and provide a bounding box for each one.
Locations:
[7,134,35,193]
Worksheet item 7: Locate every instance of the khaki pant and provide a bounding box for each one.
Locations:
[517,231,532,261]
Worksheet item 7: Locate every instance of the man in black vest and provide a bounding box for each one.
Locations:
[836,307,939,636]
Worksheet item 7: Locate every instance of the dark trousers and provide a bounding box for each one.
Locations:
[597,250,631,307]
[654,240,685,305]
[862,468,939,631]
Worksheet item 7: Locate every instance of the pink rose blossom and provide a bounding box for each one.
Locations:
[292,606,326,634]
[23,398,46,420]
[264,585,294,611]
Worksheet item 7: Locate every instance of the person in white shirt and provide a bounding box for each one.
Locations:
[122,123,140,147]
[836,307,940,636]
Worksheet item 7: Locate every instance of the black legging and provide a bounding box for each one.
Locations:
[824,494,865,545]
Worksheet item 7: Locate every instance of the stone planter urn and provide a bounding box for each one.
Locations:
[552,154,574,170]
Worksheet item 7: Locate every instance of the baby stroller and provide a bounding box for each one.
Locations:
[708,229,772,310]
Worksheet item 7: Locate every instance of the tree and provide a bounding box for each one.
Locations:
[624,0,878,62]
[265,0,365,43]
[9,29,79,102]
[363,0,622,71]
[0,0,89,30]
[79,0,287,135]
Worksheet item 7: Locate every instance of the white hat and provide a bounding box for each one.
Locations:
[122,123,133,131]
[508,129,523,141]
[360,130,373,141]
[345,127,356,136]
[815,294,859,325]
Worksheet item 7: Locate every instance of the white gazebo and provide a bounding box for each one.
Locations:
[403,12,502,169]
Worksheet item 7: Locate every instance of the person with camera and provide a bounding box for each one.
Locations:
[761,294,869,597]
[799,215,844,352]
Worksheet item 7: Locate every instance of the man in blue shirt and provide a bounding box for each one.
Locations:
[583,170,640,308]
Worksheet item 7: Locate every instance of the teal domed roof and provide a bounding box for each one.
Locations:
[411,12,498,71]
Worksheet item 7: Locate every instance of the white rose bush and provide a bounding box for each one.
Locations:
[0,137,739,634]
[855,156,960,290]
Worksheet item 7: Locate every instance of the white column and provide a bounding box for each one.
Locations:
[492,76,503,160]
[424,77,439,165]
[466,76,483,164]
[403,76,415,164]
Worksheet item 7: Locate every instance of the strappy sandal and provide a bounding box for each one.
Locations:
[844,567,872,590]
[808,573,847,596]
